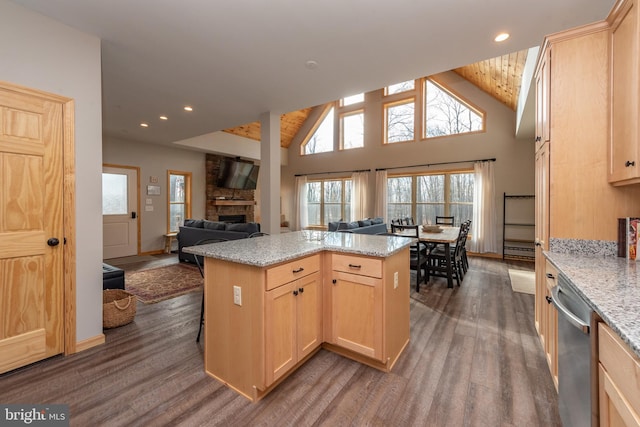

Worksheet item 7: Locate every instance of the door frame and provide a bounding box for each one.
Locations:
[102,163,141,257]
[0,80,77,355]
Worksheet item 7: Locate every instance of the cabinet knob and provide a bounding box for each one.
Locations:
[535,136,541,142]
[545,295,552,304]
[546,273,555,279]
[625,160,635,167]
[293,290,298,296]
[298,287,304,294]
[332,279,337,285]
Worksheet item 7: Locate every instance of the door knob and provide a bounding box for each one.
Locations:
[131,211,137,219]
[47,238,60,247]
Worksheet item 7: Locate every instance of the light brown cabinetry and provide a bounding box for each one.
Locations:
[598,323,640,427]
[543,261,558,389]
[323,249,410,371]
[534,46,551,153]
[202,247,410,401]
[608,0,640,185]
[265,271,321,385]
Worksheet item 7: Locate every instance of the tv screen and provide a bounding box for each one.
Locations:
[216,158,259,190]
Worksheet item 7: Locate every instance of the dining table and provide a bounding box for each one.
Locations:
[394,225,460,288]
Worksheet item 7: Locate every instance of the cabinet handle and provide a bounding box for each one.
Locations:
[535,242,542,247]
[293,290,298,296]
[292,267,304,273]
[545,295,552,304]
[626,160,635,167]
[298,287,304,294]
[546,273,555,279]
[348,264,362,269]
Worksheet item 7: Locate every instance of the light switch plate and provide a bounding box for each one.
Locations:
[394,271,399,289]
[233,285,242,306]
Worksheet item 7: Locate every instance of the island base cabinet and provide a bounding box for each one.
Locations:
[265,272,322,385]
[324,249,410,372]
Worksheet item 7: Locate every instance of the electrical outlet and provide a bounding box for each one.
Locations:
[233,285,242,306]
[394,271,399,289]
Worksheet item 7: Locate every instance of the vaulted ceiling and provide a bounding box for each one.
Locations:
[222,49,530,148]
[10,0,614,151]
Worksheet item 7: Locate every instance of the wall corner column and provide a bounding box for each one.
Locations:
[260,111,281,234]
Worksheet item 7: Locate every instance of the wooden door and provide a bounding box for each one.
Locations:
[103,165,138,259]
[0,87,65,373]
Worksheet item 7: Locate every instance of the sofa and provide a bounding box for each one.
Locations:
[177,219,260,263]
[327,217,388,235]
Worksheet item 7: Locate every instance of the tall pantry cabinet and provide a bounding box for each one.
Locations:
[534,20,639,386]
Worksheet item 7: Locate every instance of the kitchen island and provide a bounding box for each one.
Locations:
[184,231,413,401]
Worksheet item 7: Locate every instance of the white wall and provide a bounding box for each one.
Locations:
[282,71,535,252]
[103,137,207,252]
[0,1,103,341]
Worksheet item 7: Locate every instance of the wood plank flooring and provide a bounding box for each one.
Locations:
[0,256,560,426]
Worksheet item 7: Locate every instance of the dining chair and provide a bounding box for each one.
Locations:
[426,225,466,286]
[403,217,415,226]
[193,237,228,343]
[435,216,455,226]
[391,224,428,291]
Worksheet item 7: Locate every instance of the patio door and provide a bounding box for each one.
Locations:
[103,165,139,259]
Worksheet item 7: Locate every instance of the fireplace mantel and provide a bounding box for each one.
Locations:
[211,200,256,206]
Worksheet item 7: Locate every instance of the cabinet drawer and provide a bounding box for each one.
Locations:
[332,253,382,278]
[266,254,320,290]
[599,323,640,417]
[545,260,558,288]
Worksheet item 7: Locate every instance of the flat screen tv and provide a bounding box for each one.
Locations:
[216,157,259,190]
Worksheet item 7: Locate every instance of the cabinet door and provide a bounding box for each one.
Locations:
[535,46,551,152]
[609,0,640,184]
[331,271,382,360]
[599,365,640,427]
[545,269,558,389]
[296,272,322,360]
[534,143,550,335]
[265,281,297,385]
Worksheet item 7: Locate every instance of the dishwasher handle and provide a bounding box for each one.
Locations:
[551,286,590,335]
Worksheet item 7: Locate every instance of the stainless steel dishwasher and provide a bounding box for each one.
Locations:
[551,273,592,427]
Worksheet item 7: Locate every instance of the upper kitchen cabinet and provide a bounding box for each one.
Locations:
[535,47,551,153]
[608,0,640,185]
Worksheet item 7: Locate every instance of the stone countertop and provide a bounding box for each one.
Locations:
[183,230,414,268]
[545,251,640,359]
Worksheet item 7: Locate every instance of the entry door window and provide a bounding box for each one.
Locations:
[103,173,129,214]
[168,171,192,232]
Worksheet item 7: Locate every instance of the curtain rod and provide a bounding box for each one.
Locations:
[375,157,496,171]
[294,168,371,177]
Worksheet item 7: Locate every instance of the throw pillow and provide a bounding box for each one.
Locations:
[371,217,384,225]
[358,220,372,227]
[203,221,226,230]
[347,221,359,229]
[226,222,260,234]
[184,219,204,228]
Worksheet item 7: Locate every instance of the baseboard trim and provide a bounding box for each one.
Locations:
[75,334,105,352]
[468,252,502,259]
[140,249,165,256]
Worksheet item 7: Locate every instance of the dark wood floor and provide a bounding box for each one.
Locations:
[0,256,560,426]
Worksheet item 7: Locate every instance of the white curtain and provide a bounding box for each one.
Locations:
[293,175,308,231]
[374,170,388,222]
[471,161,498,253]
[351,171,368,221]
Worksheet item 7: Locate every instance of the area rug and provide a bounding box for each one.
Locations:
[125,263,202,304]
[508,269,535,295]
[106,255,157,266]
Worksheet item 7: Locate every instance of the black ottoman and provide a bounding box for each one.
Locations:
[103,263,125,290]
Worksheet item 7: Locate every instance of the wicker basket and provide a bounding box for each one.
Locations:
[103,289,137,329]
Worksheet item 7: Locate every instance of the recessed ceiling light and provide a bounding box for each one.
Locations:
[159,115,168,120]
[494,32,510,42]
[184,106,193,112]
[140,123,149,128]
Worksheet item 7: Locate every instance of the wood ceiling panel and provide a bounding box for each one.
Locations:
[454,49,528,111]
[223,107,313,148]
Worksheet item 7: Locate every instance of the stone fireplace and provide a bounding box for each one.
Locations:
[206,154,256,222]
